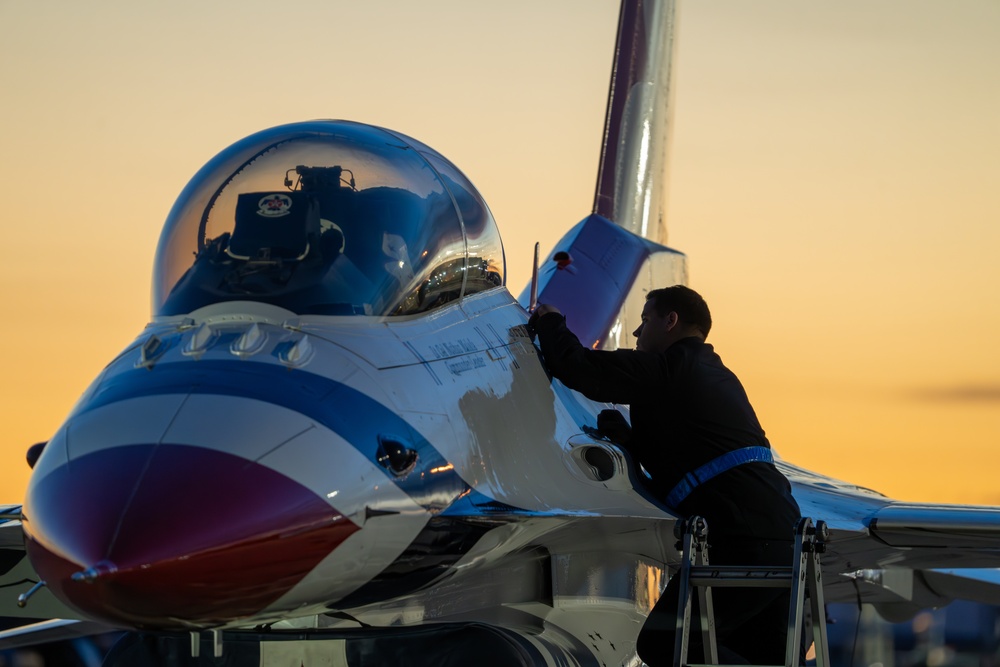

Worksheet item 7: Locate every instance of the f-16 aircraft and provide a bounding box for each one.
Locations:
[3,1,1000,665]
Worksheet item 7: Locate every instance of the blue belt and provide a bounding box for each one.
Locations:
[665,446,774,508]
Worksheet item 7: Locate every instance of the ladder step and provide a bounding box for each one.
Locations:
[689,576,792,589]
[689,565,793,575]
[688,565,795,588]
[672,516,831,667]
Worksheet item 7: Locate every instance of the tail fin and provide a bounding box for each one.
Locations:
[521,0,686,351]
[521,215,685,350]
[593,0,680,244]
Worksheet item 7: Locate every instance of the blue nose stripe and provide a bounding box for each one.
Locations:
[75,360,468,512]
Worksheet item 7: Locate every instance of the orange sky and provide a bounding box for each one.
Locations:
[1,1,998,505]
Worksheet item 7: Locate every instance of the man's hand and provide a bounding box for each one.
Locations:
[597,408,632,445]
[527,303,562,338]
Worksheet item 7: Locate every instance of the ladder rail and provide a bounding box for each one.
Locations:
[783,520,809,667]
[673,518,719,667]
[671,516,830,667]
[808,551,831,667]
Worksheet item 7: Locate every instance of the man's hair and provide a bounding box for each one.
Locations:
[646,285,712,338]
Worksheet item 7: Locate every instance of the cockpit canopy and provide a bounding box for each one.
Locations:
[153,120,505,317]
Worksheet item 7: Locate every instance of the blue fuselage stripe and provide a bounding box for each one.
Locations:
[75,360,468,512]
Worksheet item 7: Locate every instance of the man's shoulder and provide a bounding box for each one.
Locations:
[671,338,737,380]
[675,336,709,350]
[667,336,711,362]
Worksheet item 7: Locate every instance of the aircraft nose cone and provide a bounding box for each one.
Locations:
[23,443,359,629]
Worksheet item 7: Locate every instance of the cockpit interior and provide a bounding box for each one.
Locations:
[153,121,505,317]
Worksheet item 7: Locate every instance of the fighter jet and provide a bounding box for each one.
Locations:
[3,1,1000,665]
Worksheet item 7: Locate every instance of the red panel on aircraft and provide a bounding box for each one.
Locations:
[23,444,358,629]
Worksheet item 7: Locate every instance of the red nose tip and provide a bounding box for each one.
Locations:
[24,444,358,629]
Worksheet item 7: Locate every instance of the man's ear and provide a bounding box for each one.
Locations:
[665,311,679,330]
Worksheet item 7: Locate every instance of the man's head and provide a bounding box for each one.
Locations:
[633,285,712,353]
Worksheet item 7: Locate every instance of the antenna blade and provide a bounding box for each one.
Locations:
[529,242,540,312]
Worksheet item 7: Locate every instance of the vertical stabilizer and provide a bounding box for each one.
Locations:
[593,0,679,245]
[522,0,686,351]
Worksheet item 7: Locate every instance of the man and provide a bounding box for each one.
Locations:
[529,285,801,666]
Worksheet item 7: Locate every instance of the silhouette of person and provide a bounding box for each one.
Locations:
[530,285,801,665]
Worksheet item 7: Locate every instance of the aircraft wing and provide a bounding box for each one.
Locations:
[2,505,120,650]
[868,503,1000,551]
[922,568,1000,607]
[864,502,1000,611]
[0,505,22,548]
[0,618,120,651]
[787,468,1000,565]
[780,467,1000,617]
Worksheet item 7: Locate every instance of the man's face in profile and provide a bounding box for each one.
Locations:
[633,300,674,353]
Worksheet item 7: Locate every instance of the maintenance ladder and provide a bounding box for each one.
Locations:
[672,516,831,667]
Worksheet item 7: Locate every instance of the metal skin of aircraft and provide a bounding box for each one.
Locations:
[3,1,1000,666]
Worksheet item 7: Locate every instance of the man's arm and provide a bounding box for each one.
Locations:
[531,310,666,404]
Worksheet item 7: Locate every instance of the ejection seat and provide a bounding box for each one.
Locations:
[226,192,317,262]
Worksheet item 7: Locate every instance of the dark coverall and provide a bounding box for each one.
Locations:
[533,312,802,666]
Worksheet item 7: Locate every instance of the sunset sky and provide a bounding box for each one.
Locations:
[2,1,998,505]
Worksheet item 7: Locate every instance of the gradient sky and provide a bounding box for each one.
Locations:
[2,1,998,505]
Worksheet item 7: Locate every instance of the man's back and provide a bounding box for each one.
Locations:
[531,287,802,665]
[625,337,800,539]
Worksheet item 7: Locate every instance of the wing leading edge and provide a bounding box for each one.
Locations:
[868,503,1000,551]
